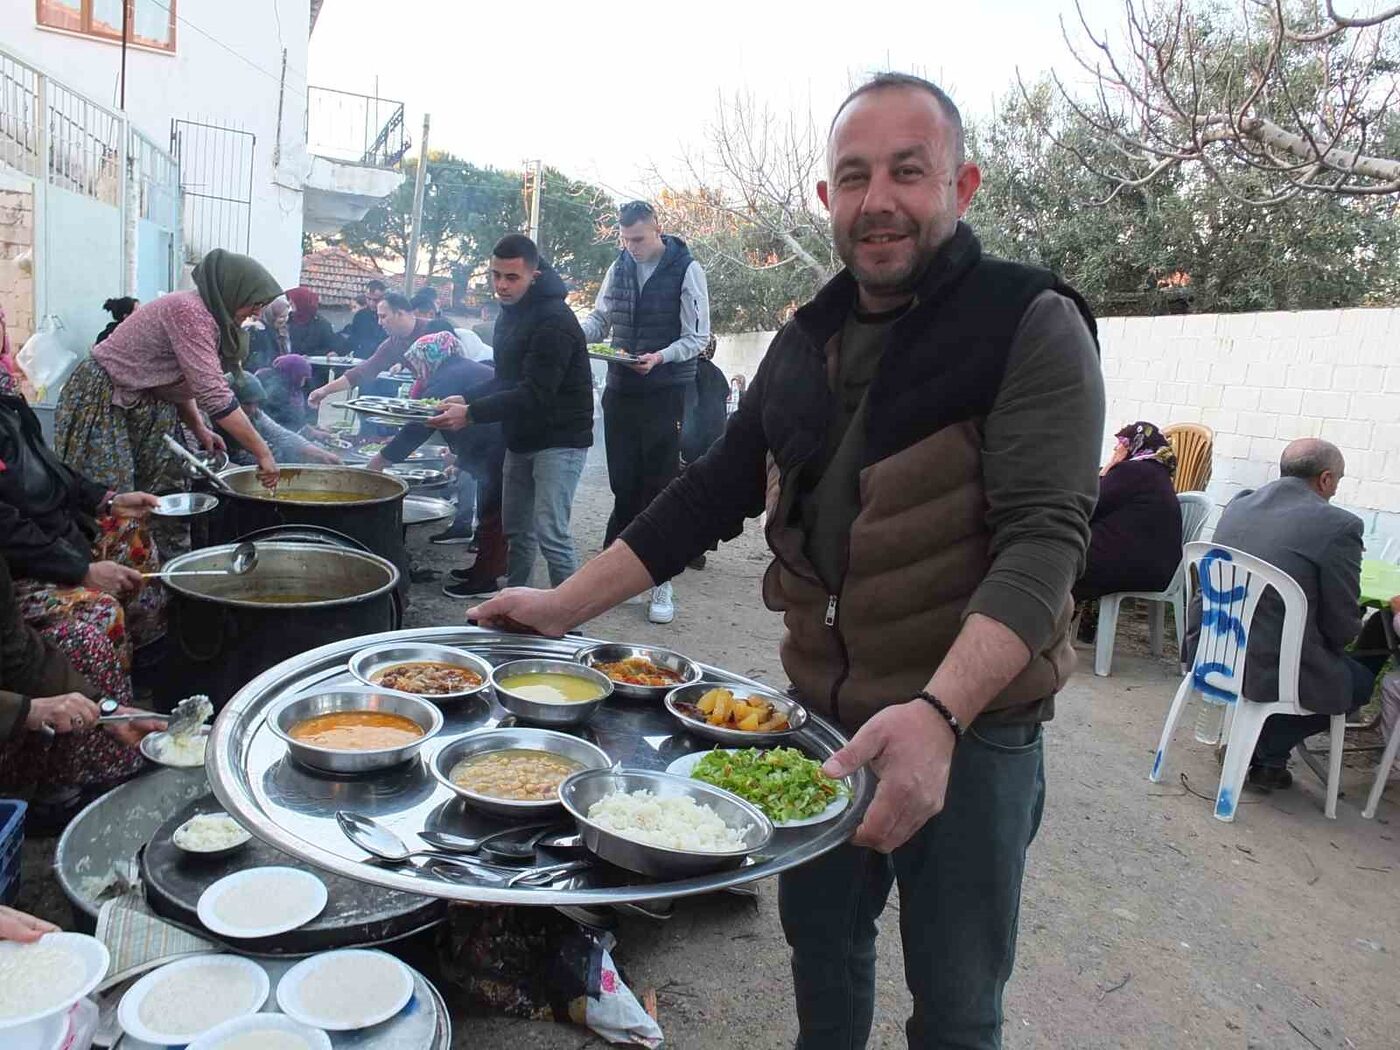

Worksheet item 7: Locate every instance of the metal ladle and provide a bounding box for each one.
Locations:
[142,540,257,580]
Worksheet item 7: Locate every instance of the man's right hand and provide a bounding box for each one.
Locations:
[308,384,331,408]
[470,588,574,638]
[25,693,100,735]
[83,560,142,596]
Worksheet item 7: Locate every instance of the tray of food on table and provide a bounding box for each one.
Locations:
[207,628,873,906]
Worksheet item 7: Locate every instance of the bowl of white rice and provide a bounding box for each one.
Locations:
[174,812,253,857]
[118,954,269,1045]
[0,932,109,1030]
[559,768,773,878]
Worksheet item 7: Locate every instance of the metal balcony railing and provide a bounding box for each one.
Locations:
[306,86,409,169]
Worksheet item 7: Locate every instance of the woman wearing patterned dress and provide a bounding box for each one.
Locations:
[54,249,284,497]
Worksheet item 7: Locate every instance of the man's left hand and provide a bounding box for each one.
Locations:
[112,492,159,518]
[628,352,664,375]
[822,698,956,853]
[101,707,166,748]
[429,404,470,431]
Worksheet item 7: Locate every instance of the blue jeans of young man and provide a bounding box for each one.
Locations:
[502,446,587,588]
[779,721,1046,1050]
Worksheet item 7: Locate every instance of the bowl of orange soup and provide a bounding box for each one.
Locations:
[268,687,443,774]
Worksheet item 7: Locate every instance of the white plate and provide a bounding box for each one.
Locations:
[0,932,109,1031]
[189,1012,332,1050]
[665,749,851,828]
[4,1006,68,1048]
[118,954,269,1045]
[276,949,414,1031]
[197,867,328,939]
[140,726,210,768]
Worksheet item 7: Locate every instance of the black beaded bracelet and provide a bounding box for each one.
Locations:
[916,691,964,740]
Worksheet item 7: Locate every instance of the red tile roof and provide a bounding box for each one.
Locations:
[300,249,385,309]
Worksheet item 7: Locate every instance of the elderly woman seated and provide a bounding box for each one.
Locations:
[0,373,165,672]
[1074,421,1184,635]
[218,371,340,466]
[1,557,160,826]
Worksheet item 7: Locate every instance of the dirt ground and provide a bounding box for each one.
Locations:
[16,445,1400,1049]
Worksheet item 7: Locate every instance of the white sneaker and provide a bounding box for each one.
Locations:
[648,581,675,624]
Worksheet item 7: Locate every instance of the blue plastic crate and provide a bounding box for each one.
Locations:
[0,798,26,906]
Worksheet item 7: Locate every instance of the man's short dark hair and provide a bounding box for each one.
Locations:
[366,278,387,293]
[831,72,966,166]
[381,291,412,313]
[619,200,657,228]
[410,288,438,313]
[492,233,539,269]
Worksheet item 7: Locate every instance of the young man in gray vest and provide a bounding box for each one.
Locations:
[580,201,710,624]
[475,74,1103,1047]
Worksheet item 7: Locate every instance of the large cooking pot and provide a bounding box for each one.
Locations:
[209,466,410,596]
[158,541,401,710]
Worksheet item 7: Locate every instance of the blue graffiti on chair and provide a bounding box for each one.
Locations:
[1192,548,1247,703]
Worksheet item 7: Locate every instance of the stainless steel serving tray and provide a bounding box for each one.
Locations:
[208,627,871,906]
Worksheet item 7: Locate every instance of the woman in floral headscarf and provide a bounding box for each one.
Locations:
[1074,420,1184,604]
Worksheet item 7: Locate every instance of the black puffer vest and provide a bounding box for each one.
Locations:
[605,236,697,393]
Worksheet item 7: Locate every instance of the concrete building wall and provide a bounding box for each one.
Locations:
[0,180,35,346]
[716,305,1400,542]
[1,1,311,287]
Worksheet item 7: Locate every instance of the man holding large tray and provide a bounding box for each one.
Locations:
[475,73,1104,1050]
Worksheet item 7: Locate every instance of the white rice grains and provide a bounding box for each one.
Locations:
[587,790,744,852]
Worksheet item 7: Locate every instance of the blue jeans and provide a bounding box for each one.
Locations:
[779,722,1045,1050]
[502,447,587,588]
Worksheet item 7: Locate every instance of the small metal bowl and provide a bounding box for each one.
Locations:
[267,687,443,775]
[172,813,252,858]
[559,768,774,879]
[152,492,220,518]
[140,726,210,769]
[664,681,808,747]
[490,659,613,727]
[430,726,612,818]
[574,643,701,702]
[348,642,491,703]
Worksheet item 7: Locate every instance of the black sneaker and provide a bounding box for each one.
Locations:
[1246,764,1294,792]
[429,522,474,545]
[450,564,488,583]
[443,576,499,599]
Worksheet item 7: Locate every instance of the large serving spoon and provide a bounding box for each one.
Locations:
[337,812,588,886]
[141,541,257,580]
[418,824,565,860]
[161,434,235,493]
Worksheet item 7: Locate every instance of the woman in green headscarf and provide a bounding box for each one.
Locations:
[56,250,286,496]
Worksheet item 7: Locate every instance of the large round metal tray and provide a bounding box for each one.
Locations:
[208,627,872,906]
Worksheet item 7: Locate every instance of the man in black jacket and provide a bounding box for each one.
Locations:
[581,200,711,624]
[429,235,592,593]
[342,278,388,359]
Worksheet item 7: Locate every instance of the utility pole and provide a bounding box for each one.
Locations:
[403,113,431,296]
[523,159,543,244]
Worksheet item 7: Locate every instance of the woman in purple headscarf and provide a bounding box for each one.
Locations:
[255,354,315,433]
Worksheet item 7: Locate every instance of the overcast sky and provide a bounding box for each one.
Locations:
[308,0,1126,198]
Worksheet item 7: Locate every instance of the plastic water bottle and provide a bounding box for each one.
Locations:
[1194,697,1227,745]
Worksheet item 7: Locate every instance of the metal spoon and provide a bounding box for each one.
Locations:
[479,827,581,862]
[141,541,257,579]
[336,812,520,877]
[161,433,235,493]
[420,824,564,861]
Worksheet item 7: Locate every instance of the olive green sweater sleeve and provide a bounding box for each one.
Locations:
[964,290,1105,652]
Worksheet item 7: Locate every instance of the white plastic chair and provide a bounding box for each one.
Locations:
[1094,492,1214,677]
[1148,542,1345,822]
[1362,676,1400,819]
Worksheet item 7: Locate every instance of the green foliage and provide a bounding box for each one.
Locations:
[969,81,1400,314]
[328,154,616,298]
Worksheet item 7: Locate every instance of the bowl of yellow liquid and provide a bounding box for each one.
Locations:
[490,659,613,727]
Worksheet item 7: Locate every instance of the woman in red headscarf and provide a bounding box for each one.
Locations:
[285,286,345,358]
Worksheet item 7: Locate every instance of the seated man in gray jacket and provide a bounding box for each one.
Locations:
[1189,438,1378,790]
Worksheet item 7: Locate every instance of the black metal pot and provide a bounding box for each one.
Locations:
[209,465,410,597]
[157,541,401,711]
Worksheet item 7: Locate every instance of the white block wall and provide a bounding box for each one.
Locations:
[1099,308,1400,543]
[717,305,1400,546]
